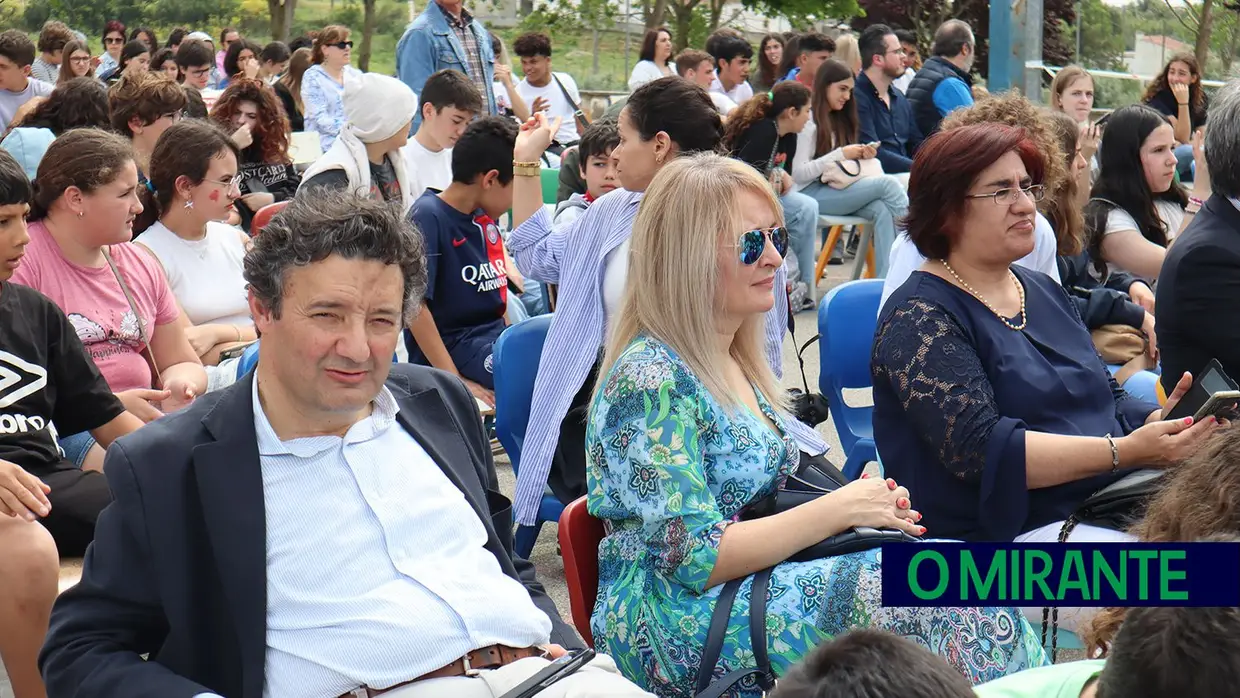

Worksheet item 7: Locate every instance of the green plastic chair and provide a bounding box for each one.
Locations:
[541,168,559,205]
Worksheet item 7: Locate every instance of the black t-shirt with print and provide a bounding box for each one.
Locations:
[0,282,124,474]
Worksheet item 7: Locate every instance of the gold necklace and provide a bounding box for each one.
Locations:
[940,260,1027,331]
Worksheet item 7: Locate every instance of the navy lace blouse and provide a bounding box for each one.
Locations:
[871,266,1160,541]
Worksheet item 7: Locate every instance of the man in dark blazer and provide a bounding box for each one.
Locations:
[39,191,649,698]
[1157,84,1240,394]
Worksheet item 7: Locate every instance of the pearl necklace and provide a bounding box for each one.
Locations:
[940,260,1027,331]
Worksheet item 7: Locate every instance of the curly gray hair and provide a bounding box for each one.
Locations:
[244,189,427,318]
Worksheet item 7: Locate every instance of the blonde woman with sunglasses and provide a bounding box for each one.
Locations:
[583,153,1047,695]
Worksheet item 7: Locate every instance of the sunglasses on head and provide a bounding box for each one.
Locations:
[738,227,788,265]
[331,40,354,49]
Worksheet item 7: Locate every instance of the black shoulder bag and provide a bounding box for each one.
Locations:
[784,287,829,427]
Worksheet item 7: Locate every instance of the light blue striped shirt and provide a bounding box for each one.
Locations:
[508,190,829,526]
[250,379,552,697]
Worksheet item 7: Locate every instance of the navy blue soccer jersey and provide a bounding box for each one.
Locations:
[409,190,509,340]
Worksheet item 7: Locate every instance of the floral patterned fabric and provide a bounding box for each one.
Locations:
[586,336,1049,697]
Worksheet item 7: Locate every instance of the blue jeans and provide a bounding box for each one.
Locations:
[57,431,97,468]
[800,176,909,278]
[779,190,820,284]
[1174,143,1194,182]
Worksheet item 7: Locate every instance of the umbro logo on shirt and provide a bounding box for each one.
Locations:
[0,351,48,410]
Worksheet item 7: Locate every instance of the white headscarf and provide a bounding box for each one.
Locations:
[299,72,418,212]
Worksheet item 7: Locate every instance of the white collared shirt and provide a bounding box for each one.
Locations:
[253,379,552,698]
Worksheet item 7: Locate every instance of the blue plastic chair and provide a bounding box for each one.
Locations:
[493,315,564,559]
[818,279,884,480]
[235,341,261,379]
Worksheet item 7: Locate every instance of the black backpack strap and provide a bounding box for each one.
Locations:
[695,577,745,693]
[695,669,768,698]
[749,567,777,692]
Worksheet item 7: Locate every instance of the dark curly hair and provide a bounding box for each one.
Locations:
[13,77,110,135]
[210,79,291,165]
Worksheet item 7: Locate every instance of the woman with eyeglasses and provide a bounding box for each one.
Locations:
[107,73,188,193]
[12,129,206,470]
[584,153,1047,696]
[56,40,93,84]
[872,125,1218,561]
[301,25,361,152]
[95,20,126,78]
[506,77,830,552]
[134,121,255,390]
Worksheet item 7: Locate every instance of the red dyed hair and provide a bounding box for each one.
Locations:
[210,79,291,165]
[905,123,1046,260]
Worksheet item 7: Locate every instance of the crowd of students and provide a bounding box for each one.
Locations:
[1,6,1240,698]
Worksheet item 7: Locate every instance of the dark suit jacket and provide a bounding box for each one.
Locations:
[1157,194,1240,392]
[40,365,581,698]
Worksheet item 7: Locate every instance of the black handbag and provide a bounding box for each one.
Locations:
[740,458,920,561]
[784,288,829,428]
[693,460,919,696]
[1041,468,1165,659]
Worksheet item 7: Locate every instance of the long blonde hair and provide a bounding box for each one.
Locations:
[833,33,861,74]
[597,153,787,410]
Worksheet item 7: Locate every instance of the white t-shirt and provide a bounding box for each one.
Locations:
[403,138,453,198]
[1103,200,1185,244]
[138,220,252,327]
[709,91,738,115]
[628,60,669,91]
[711,77,754,106]
[1101,199,1184,281]
[880,212,1062,313]
[893,67,916,94]
[516,72,581,144]
[0,78,54,132]
[602,238,631,326]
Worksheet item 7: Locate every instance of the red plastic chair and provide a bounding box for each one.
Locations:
[251,200,290,235]
[558,496,605,648]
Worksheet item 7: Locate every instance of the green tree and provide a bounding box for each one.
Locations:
[746,0,861,35]
[1078,0,1127,69]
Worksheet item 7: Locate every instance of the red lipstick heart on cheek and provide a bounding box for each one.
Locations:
[209,190,220,203]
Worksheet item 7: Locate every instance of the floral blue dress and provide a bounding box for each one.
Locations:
[586,337,1048,697]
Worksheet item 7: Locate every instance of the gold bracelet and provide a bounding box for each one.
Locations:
[513,161,541,178]
[234,325,242,342]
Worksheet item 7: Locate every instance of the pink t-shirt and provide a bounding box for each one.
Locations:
[12,221,180,393]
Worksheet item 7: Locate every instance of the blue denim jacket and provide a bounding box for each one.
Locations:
[396,2,497,129]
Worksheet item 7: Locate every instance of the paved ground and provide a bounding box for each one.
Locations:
[0,263,869,698]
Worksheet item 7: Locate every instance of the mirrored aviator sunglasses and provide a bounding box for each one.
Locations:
[738,226,788,265]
